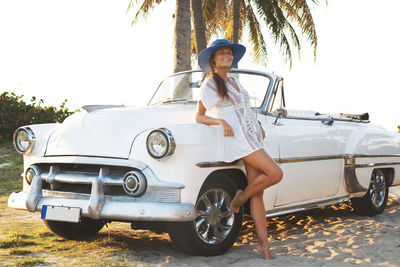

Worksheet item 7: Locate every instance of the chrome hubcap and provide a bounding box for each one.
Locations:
[194,188,234,244]
[369,170,386,208]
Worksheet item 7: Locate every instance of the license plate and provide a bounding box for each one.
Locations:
[41,205,81,223]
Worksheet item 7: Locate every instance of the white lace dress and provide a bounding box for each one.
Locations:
[199,77,264,162]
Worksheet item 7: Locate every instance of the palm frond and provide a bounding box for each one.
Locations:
[253,0,293,67]
[245,5,268,65]
[203,0,230,38]
[203,0,216,24]
[287,0,318,57]
[238,0,247,41]
[277,0,303,30]
[128,0,166,26]
[307,0,328,6]
[226,19,234,41]
[283,19,301,60]
[272,0,301,61]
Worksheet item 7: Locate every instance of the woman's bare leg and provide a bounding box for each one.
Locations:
[230,149,282,212]
[244,162,273,259]
[230,149,282,259]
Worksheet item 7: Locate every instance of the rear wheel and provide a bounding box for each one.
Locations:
[43,218,105,240]
[167,175,243,256]
[351,169,389,216]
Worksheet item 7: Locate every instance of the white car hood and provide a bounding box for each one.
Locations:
[45,105,197,158]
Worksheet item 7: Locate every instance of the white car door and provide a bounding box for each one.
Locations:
[272,115,343,206]
[263,79,343,207]
[257,118,280,211]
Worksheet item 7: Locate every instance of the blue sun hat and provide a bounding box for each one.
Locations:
[198,39,246,72]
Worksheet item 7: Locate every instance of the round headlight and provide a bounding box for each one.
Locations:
[146,128,175,160]
[13,127,35,154]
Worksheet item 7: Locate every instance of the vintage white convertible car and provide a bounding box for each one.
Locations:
[8,69,400,256]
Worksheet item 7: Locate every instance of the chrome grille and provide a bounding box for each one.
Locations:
[31,163,181,203]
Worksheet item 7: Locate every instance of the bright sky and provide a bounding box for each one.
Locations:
[1,0,399,132]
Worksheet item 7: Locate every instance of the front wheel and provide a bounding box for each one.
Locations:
[43,217,105,240]
[351,169,389,216]
[167,175,243,256]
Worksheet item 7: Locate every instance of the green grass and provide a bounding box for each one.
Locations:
[13,257,45,266]
[0,232,35,249]
[8,248,32,255]
[0,138,23,196]
[0,140,147,266]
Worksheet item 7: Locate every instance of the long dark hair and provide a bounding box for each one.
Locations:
[208,51,229,100]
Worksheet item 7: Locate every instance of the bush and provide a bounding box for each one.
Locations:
[0,91,79,139]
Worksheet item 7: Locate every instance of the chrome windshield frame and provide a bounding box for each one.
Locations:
[147,69,277,114]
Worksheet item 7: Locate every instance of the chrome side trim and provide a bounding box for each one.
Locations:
[350,154,400,158]
[196,153,400,168]
[344,154,400,169]
[280,155,343,164]
[195,160,243,168]
[353,162,400,168]
[195,154,398,196]
[281,154,400,165]
[344,158,367,196]
[266,196,350,217]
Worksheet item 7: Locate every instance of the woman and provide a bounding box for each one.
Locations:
[195,39,283,260]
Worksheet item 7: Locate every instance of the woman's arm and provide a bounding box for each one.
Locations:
[196,100,234,136]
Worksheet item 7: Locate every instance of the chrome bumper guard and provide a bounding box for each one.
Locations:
[8,166,197,222]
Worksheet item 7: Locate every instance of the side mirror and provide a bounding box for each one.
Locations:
[273,106,287,125]
[273,106,288,118]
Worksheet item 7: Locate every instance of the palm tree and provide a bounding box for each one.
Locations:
[202,0,321,68]
[127,0,191,72]
[128,0,322,69]
[173,0,191,72]
[231,0,241,44]
[191,0,207,56]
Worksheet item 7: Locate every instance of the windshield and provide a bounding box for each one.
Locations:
[148,70,271,108]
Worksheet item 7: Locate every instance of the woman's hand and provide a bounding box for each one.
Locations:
[219,119,234,137]
[196,101,234,137]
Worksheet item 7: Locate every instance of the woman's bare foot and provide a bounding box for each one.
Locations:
[230,190,243,214]
[257,242,275,260]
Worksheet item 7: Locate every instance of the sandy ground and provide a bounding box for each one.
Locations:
[3,187,400,266]
[103,187,400,267]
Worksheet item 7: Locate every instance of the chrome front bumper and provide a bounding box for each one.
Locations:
[8,191,196,221]
[8,165,197,222]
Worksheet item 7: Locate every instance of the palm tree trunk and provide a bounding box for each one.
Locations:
[190,0,207,57]
[173,0,191,73]
[232,0,240,44]
[232,0,240,68]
